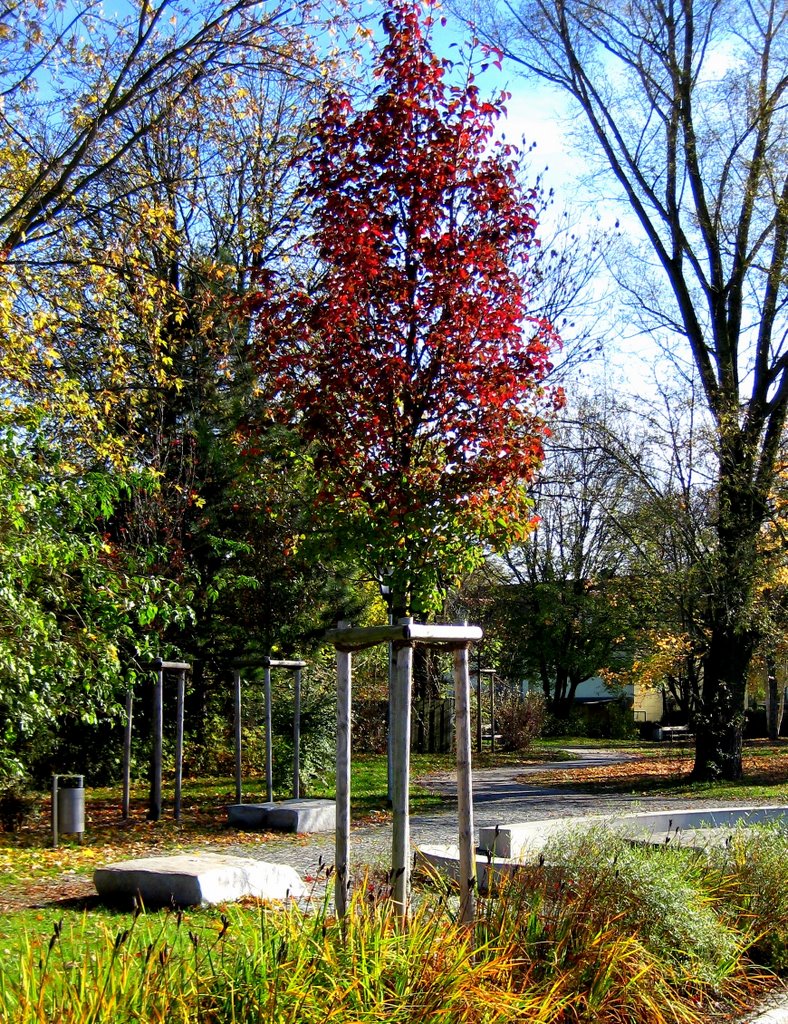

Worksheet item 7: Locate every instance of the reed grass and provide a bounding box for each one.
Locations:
[3,826,786,1023]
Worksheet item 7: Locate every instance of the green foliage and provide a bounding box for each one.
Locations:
[708,823,788,970]
[540,708,588,737]
[0,428,180,782]
[32,715,129,787]
[540,827,741,984]
[604,700,640,740]
[490,576,637,716]
[541,700,639,740]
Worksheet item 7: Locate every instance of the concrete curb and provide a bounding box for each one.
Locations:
[741,987,788,1024]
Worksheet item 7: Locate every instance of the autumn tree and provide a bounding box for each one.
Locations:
[0,0,357,776]
[0,0,325,255]
[0,0,336,459]
[251,0,561,618]
[459,0,788,779]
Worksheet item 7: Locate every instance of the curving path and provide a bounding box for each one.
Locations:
[224,747,729,878]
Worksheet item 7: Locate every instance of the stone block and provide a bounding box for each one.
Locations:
[227,802,276,828]
[265,799,336,833]
[416,844,534,894]
[227,798,336,833]
[94,853,305,907]
[478,818,589,859]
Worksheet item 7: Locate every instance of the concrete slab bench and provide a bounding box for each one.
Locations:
[94,853,305,907]
[416,843,537,893]
[418,806,788,890]
[227,798,336,833]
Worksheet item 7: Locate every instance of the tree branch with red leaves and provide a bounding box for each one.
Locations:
[249,0,562,617]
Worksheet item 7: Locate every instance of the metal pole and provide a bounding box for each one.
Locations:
[264,663,273,803]
[234,669,243,804]
[454,644,476,926]
[149,660,163,821]
[335,625,352,919]
[476,649,482,754]
[490,670,496,753]
[391,617,414,920]
[174,669,185,821]
[122,688,133,820]
[387,626,394,805]
[51,775,59,849]
[293,667,302,799]
[231,667,241,802]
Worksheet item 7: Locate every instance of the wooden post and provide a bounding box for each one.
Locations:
[149,660,163,821]
[264,663,273,803]
[454,643,476,925]
[293,666,302,799]
[324,620,483,922]
[174,669,185,821]
[335,624,352,919]
[234,669,243,804]
[391,617,414,920]
[122,688,133,820]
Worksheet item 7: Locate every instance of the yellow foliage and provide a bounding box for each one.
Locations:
[601,629,698,693]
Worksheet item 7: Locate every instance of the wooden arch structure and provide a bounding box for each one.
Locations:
[325,618,482,924]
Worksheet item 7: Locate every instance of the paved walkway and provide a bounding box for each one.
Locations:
[221,747,765,879]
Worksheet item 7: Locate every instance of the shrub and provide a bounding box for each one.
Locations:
[495,691,546,751]
[541,707,588,737]
[479,825,743,989]
[475,824,757,1022]
[542,826,742,982]
[603,698,640,739]
[541,699,638,739]
[708,823,788,970]
[0,785,34,832]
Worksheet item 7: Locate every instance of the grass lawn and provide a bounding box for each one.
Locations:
[524,737,788,801]
[3,740,788,1022]
[3,740,788,905]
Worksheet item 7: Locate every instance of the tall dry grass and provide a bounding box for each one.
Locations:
[4,824,788,1022]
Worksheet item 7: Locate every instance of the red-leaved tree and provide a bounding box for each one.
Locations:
[250,0,562,617]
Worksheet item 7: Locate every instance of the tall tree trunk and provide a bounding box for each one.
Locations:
[551,666,569,716]
[692,463,760,781]
[693,625,751,780]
